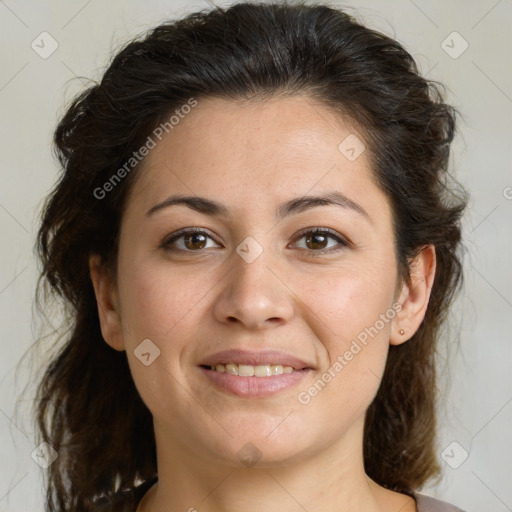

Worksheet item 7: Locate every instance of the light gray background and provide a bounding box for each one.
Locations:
[1,1,511,511]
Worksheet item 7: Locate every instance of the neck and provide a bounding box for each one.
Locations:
[138,415,415,512]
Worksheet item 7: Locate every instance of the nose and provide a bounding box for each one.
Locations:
[213,247,295,330]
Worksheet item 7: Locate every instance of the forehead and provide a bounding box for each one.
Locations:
[124,95,388,222]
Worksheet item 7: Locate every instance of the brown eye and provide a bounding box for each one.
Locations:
[183,233,207,250]
[161,229,220,252]
[292,229,348,255]
[305,232,329,250]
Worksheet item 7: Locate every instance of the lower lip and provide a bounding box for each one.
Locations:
[198,366,313,398]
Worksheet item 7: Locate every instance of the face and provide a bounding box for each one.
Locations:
[91,95,434,469]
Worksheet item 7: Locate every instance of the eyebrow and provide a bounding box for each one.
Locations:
[146,191,372,223]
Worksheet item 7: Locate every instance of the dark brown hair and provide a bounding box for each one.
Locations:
[31,1,467,510]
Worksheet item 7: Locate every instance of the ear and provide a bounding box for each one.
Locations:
[390,245,436,345]
[89,254,126,351]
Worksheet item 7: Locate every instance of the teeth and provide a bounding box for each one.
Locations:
[209,363,296,376]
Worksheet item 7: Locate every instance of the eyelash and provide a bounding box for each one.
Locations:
[160,227,349,256]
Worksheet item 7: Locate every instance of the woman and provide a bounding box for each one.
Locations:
[34,2,468,511]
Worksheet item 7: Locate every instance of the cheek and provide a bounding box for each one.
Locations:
[297,259,397,346]
[293,262,395,407]
[116,261,207,424]
[296,279,391,435]
[116,258,216,405]
[118,259,207,342]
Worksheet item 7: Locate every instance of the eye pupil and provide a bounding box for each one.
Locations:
[185,233,207,250]
[306,233,327,250]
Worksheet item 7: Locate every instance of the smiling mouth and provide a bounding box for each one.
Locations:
[200,363,307,376]
[198,363,313,398]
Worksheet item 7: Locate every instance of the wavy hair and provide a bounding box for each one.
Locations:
[31,1,467,510]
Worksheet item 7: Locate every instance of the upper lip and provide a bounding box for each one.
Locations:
[199,349,314,370]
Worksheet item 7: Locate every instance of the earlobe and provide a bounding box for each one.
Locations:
[390,245,436,346]
[89,254,126,351]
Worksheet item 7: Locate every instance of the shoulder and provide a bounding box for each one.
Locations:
[93,477,158,512]
[414,492,467,512]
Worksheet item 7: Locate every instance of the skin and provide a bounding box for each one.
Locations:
[89,95,435,512]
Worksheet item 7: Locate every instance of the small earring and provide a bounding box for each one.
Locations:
[399,329,405,335]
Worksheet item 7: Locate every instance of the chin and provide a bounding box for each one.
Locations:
[199,425,313,469]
